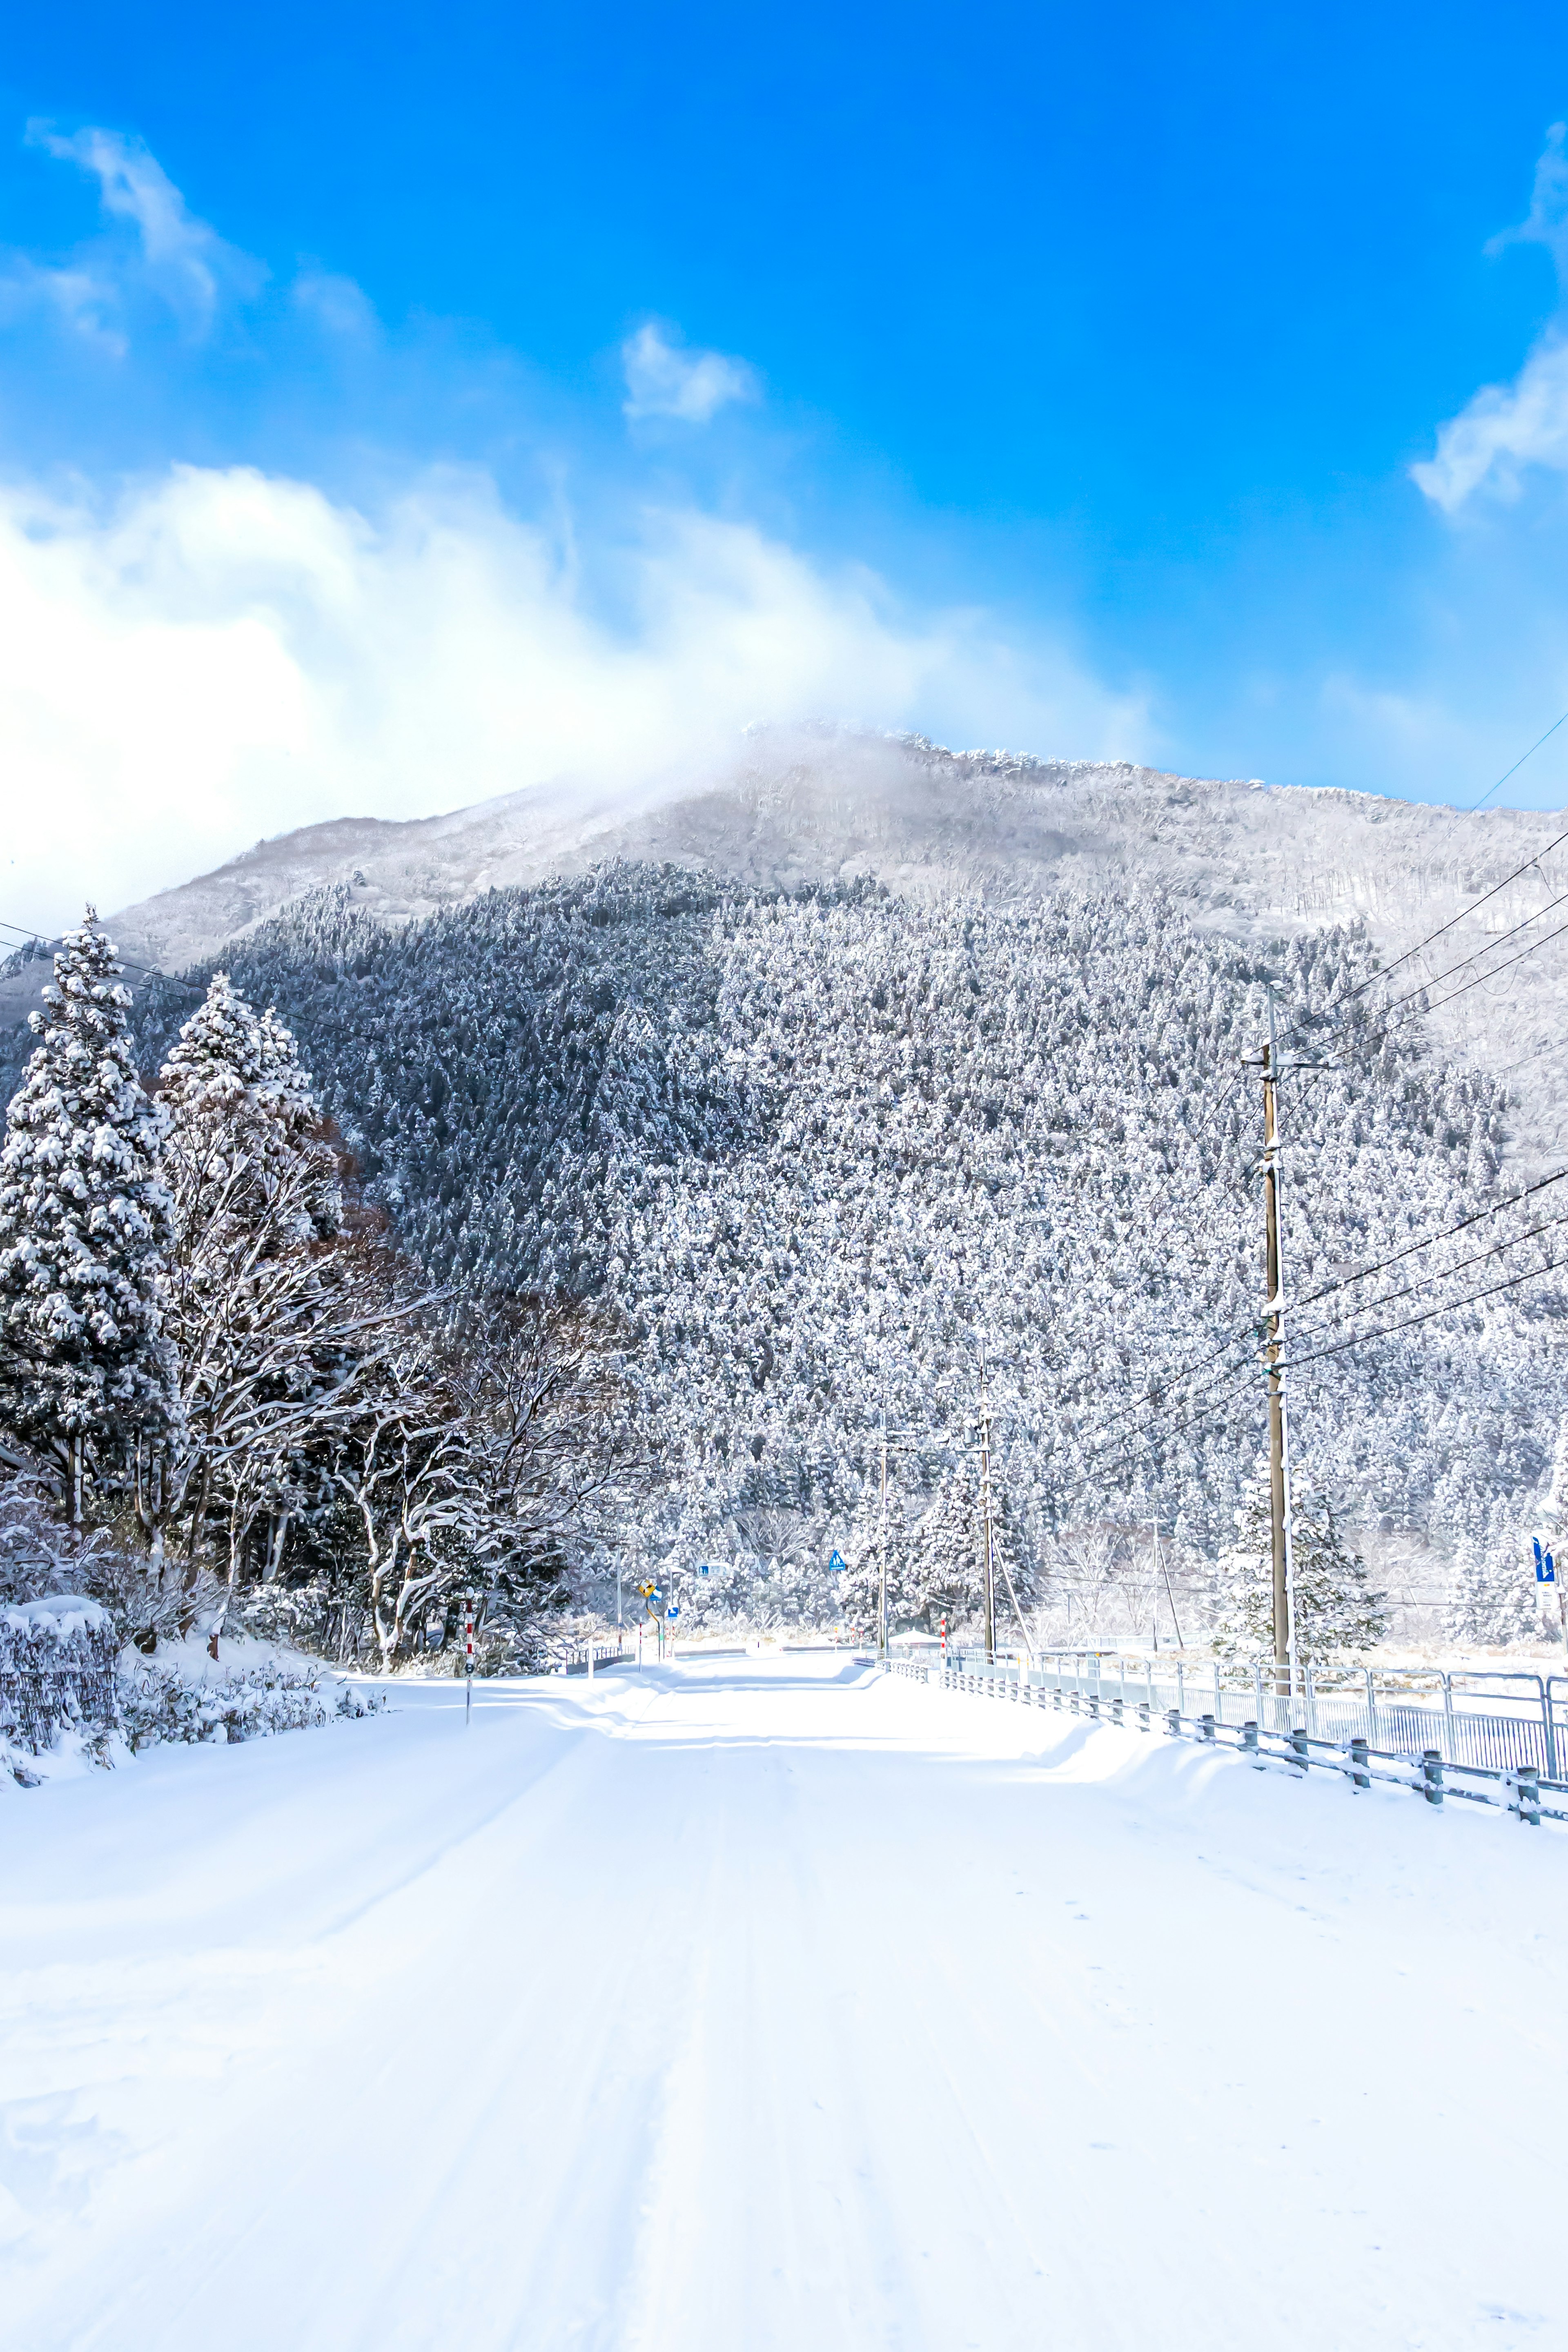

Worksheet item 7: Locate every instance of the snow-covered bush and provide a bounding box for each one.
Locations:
[0,1463,383,1783]
[0,1593,120,1782]
[118,1638,383,1751]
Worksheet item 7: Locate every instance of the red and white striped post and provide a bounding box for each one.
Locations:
[464,1605,474,1725]
[940,1613,948,1668]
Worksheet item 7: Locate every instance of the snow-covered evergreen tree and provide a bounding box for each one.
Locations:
[1213,1469,1389,1662]
[1522,1414,1568,1647]
[0,912,176,1517]
[158,973,351,1581]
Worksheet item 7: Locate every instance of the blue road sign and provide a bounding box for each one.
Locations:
[829,1550,846,1572]
[667,1605,680,1619]
[698,1562,710,1576]
[1535,1537,1557,1585]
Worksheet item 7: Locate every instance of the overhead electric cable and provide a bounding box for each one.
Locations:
[1069,1182,1568,1473]
[1286,1205,1568,1352]
[1356,882,1568,1029]
[1290,1164,1568,1317]
[1281,1248,1568,1379]
[1358,910,1568,1047]
[0,914,203,997]
[1468,706,1568,813]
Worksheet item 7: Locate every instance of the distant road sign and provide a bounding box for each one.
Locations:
[829,1550,846,1572]
[1535,1538,1557,1585]
[698,1563,711,1576]
[667,1605,680,1619]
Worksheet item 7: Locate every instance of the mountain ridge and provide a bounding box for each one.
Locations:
[93,727,1568,1164]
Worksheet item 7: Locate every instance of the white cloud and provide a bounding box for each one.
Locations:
[1486,120,1568,274]
[292,269,379,338]
[0,463,1146,933]
[11,123,263,343]
[1415,126,1568,512]
[0,258,125,354]
[622,322,760,422]
[1412,334,1568,511]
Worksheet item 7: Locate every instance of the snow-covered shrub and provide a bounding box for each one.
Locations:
[0,1463,385,1781]
[0,1593,120,1781]
[117,1638,384,1751]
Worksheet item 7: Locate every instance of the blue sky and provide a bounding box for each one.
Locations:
[5,2,1568,924]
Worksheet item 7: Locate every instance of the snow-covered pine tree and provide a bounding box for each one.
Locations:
[898,1466,1026,1639]
[158,973,349,1582]
[0,912,176,1519]
[161,974,339,1245]
[1443,1491,1538,1649]
[1213,1469,1389,1662]
[1532,1415,1568,1647]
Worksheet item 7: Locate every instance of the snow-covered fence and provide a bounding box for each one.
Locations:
[886,1656,1568,1829]
[0,1599,119,1756]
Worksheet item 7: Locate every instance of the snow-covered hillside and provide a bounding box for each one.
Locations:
[7,728,1567,1645]
[89,728,1568,1163]
[108,864,1561,1649]
[4,1654,1564,2352]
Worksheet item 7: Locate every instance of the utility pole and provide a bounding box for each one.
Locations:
[1151,1517,1184,1650]
[979,1344,996,1661]
[1260,991,1298,1707]
[879,1403,890,1662]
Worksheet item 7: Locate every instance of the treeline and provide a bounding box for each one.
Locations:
[0,916,628,1667]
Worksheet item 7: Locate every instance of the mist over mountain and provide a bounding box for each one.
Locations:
[85,727,1568,1168]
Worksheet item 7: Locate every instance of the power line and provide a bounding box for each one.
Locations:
[1357,908,1568,1050]
[1469,706,1568,812]
[0,915,202,997]
[1288,1203,1568,1352]
[1282,1247,1568,1380]
[1291,1164,1568,1319]
[1068,1163,1568,1461]
[1053,1143,1568,1458]
[1066,1198,1568,1494]
[1359,881,1568,1031]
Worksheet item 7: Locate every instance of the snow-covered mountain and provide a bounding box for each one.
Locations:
[96,728,1568,1163]
[7,726,1568,1646]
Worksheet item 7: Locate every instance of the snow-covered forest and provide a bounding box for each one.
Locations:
[89,860,1566,1650]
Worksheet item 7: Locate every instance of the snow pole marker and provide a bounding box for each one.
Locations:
[465,1603,474,1724]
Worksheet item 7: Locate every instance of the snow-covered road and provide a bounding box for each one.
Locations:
[4,1653,1566,2351]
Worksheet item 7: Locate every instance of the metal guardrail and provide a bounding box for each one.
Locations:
[943,1647,1568,1778]
[549,1638,632,1677]
[885,1656,1568,1829]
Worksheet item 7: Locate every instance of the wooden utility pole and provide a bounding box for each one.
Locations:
[1151,1517,1184,1650]
[979,1348,996,1660]
[1260,992,1297,1704]
[879,1405,889,1660]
